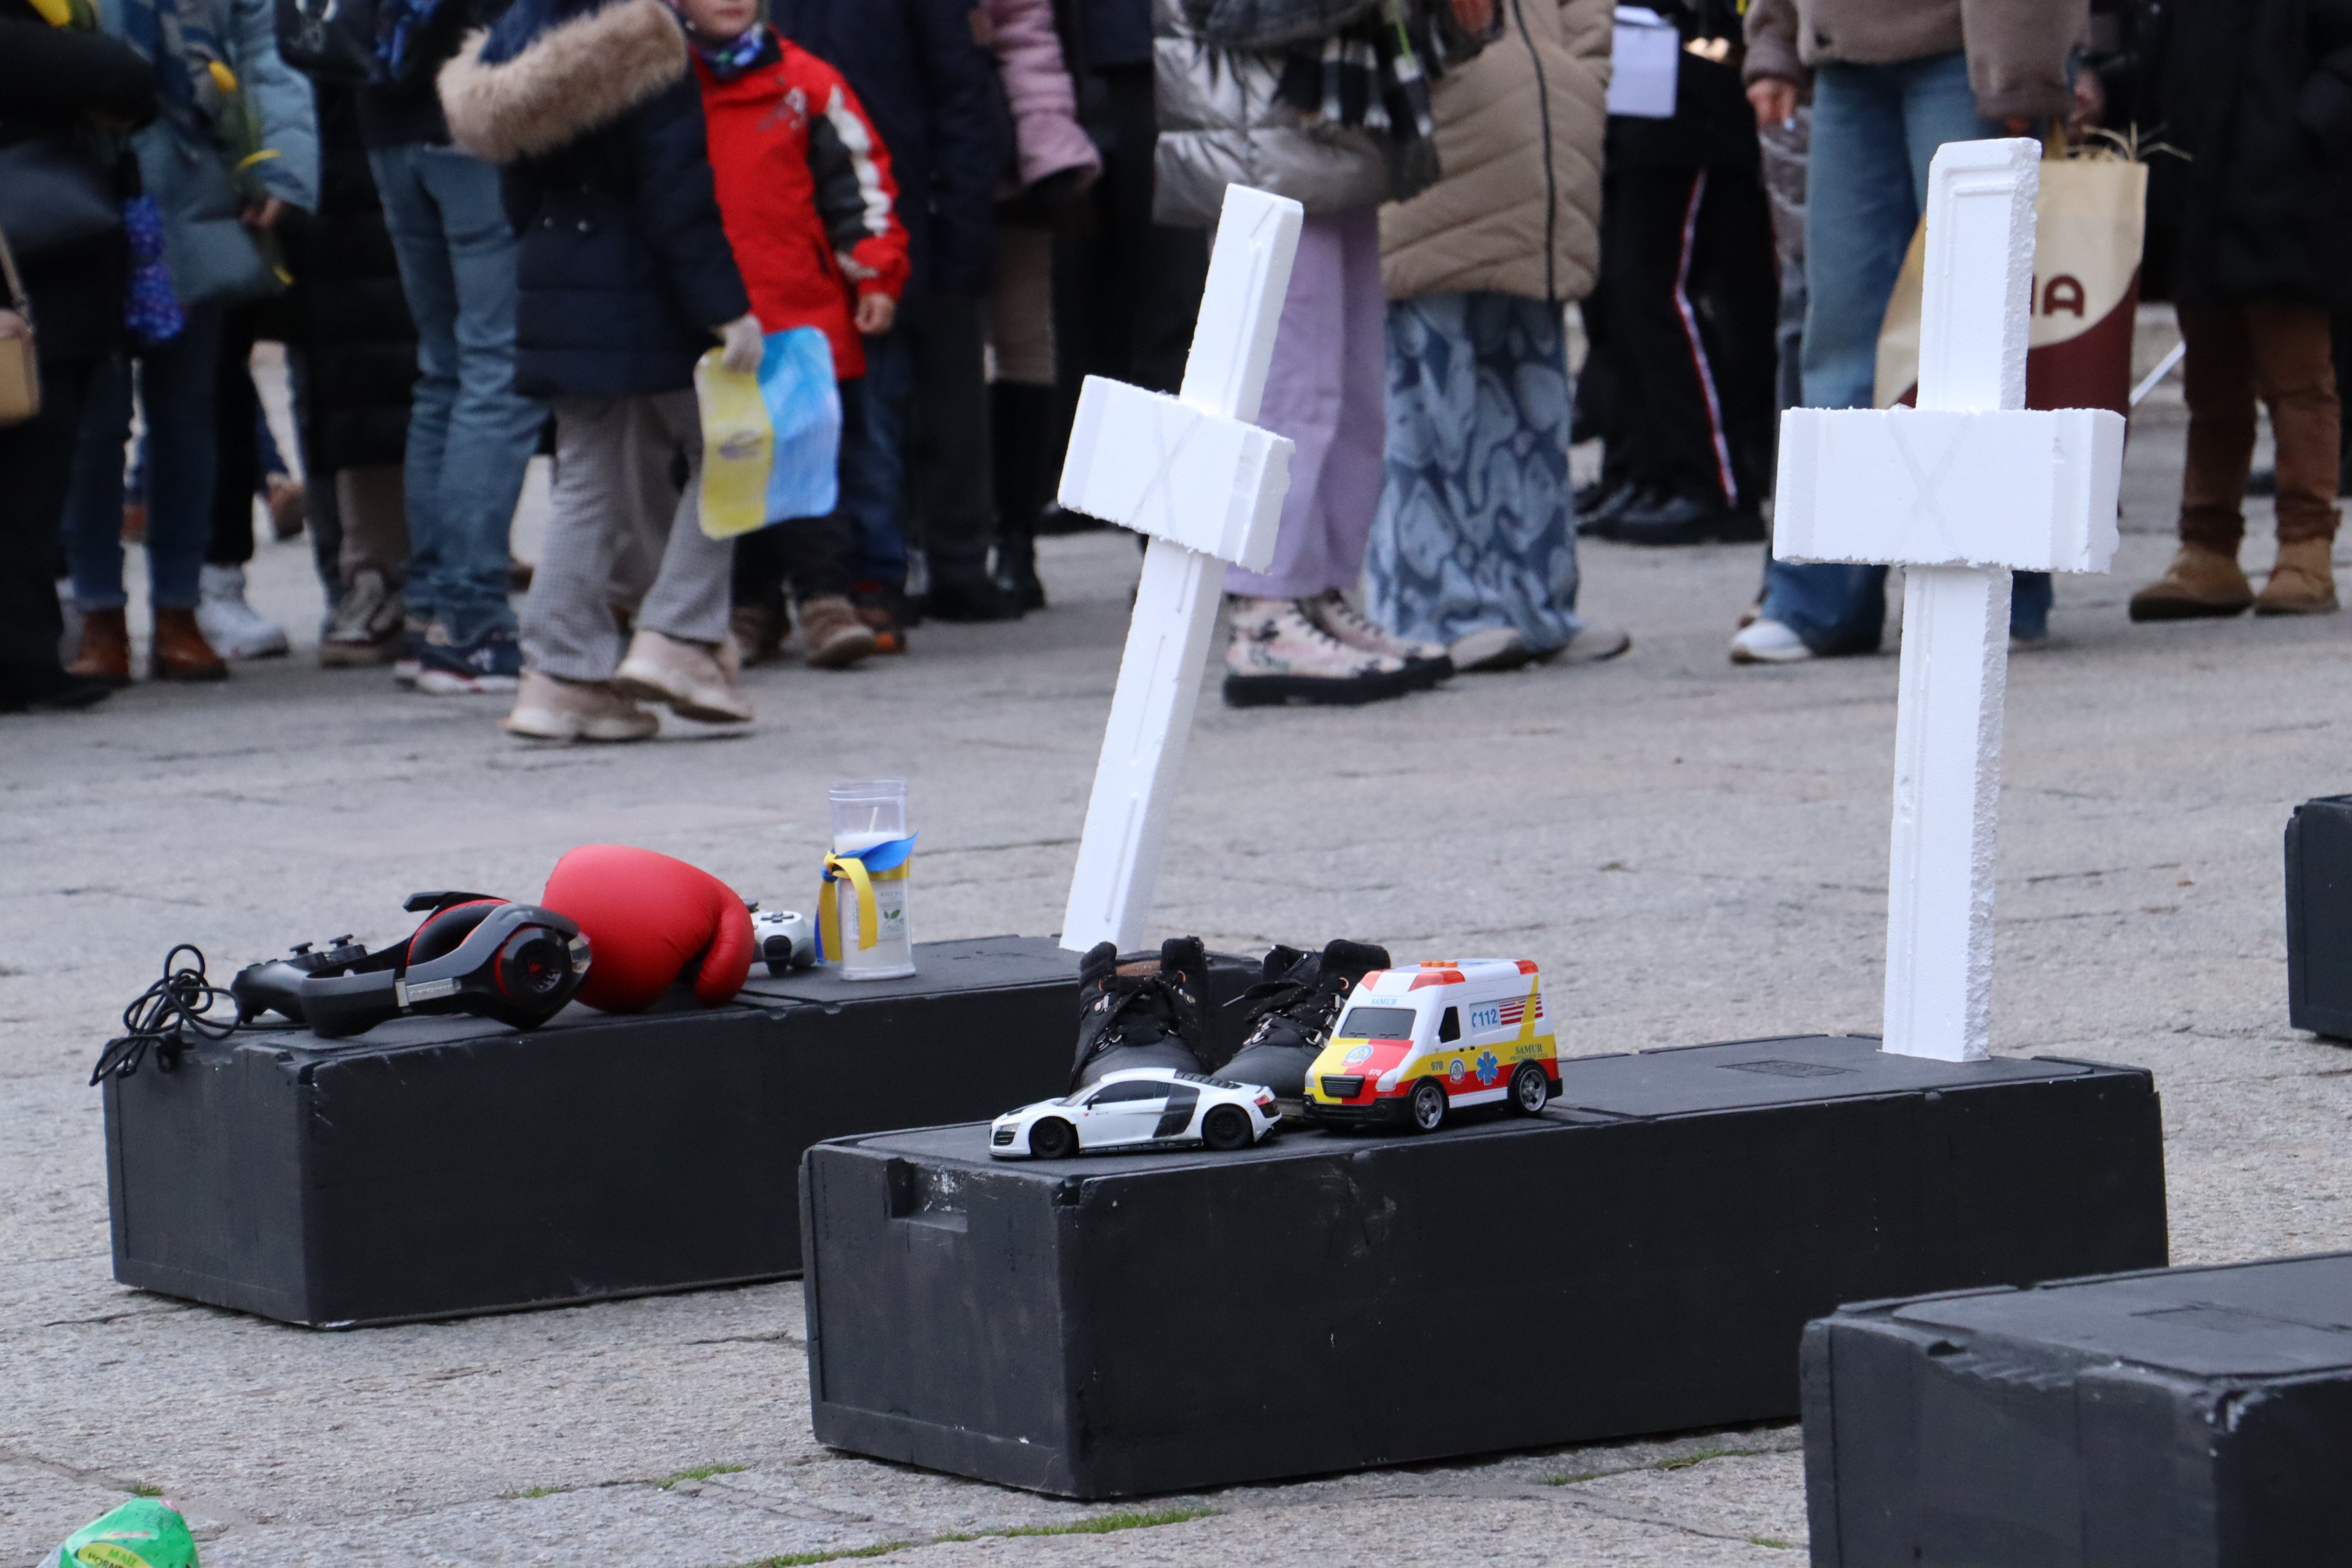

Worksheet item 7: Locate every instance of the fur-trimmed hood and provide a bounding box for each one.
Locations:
[438,0,688,164]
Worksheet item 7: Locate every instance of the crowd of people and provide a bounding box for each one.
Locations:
[0,0,2345,723]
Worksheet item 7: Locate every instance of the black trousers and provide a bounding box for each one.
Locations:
[891,289,996,580]
[733,375,865,607]
[0,356,96,669]
[1054,64,1209,412]
[1584,160,1780,510]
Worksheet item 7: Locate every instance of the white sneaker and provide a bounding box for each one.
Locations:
[1223,597,1419,708]
[615,627,754,724]
[196,564,290,659]
[1304,589,1450,681]
[1729,618,1813,664]
[502,671,658,742]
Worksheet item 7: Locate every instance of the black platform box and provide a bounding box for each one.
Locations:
[1801,1253,2352,1567]
[2285,796,2352,1037]
[800,1034,2168,1498]
[105,936,1085,1327]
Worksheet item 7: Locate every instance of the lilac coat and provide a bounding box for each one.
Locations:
[982,0,1102,190]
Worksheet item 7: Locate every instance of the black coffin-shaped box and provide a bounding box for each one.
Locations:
[104,936,1082,1327]
[801,1035,2169,1498]
[2285,796,2352,1037]
[1802,1253,2352,1567]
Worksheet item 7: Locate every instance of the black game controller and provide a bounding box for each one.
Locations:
[232,935,368,1024]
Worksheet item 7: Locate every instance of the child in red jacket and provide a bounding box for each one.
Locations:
[673,0,912,669]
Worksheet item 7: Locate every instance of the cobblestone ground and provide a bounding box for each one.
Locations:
[4,324,2348,1565]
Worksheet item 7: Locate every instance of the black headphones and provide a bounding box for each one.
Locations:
[232,891,592,1039]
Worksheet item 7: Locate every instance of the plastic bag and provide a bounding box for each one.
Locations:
[49,1499,198,1568]
[694,325,842,540]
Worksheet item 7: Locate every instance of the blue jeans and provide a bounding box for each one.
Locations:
[1760,52,2051,650]
[370,142,543,639]
[845,327,911,584]
[62,303,224,612]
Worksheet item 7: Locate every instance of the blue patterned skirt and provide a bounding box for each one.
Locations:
[1364,292,1581,652]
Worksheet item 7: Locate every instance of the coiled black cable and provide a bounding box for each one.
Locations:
[89,945,254,1085]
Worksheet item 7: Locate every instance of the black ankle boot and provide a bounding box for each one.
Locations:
[994,530,1044,612]
[1071,936,1209,1091]
[1218,939,1392,1105]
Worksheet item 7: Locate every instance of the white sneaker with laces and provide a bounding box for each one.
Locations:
[196,564,290,659]
[1304,589,1450,682]
[1223,597,1420,707]
[1729,618,1813,664]
[503,671,658,742]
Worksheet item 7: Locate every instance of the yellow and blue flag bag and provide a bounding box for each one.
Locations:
[695,325,842,540]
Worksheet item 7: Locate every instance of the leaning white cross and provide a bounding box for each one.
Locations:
[1053,185,1305,953]
[1773,139,2125,1062]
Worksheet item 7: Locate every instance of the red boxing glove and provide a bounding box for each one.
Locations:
[540,845,755,1013]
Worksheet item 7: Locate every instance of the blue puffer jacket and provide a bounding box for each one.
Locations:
[438,0,749,398]
[771,0,1007,301]
[101,0,319,311]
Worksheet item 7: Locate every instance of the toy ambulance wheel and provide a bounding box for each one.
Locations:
[1408,1078,1448,1133]
[1202,1105,1252,1151]
[1029,1117,1076,1160]
[1509,1062,1550,1115]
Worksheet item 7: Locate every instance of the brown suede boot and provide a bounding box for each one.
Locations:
[151,607,229,681]
[2253,537,2339,615]
[2128,544,2255,621]
[67,607,133,688]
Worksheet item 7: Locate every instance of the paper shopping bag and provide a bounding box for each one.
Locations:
[1874,146,2148,416]
[695,325,844,540]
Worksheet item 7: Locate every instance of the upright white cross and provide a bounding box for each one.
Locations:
[1054,186,1305,953]
[1772,139,2126,1062]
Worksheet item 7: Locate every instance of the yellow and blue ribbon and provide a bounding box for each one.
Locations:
[817,833,916,959]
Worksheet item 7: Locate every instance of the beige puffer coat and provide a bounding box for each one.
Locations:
[1379,0,1611,305]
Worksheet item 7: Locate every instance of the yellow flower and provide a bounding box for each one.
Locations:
[209,60,239,94]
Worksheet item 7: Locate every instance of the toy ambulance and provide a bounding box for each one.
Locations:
[1301,959,1560,1132]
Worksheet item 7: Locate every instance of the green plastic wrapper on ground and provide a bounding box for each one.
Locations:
[50,1499,198,1568]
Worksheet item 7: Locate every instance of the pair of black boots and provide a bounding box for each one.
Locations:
[1069,937,1392,1111]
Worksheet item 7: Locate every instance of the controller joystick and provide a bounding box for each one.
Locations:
[748,905,817,976]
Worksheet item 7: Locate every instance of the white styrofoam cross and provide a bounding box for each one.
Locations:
[1773,139,2125,1062]
[1054,185,1305,953]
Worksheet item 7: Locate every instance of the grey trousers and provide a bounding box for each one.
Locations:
[521,391,732,682]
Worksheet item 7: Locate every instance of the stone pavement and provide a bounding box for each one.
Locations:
[5,341,2351,1566]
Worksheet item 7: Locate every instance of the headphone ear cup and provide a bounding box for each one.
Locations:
[406,898,506,968]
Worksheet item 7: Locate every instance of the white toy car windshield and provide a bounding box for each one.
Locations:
[1335,1005,1418,1040]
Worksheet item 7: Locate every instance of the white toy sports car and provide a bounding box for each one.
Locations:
[990,1068,1281,1159]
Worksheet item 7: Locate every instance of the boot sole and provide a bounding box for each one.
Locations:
[1223,666,1424,708]
[803,632,879,670]
[503,713,657,742]
[2127,598,2253,622]
[151,661,229,682]
[613,673,753,723]
[2253,597,2340,616]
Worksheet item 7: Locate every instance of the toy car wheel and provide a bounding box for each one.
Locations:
[1509,1062,1549,1115]
[1201,1105,1252,1151]
[1029,1117,1076,1160]
[1408,1078,1448,1133]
